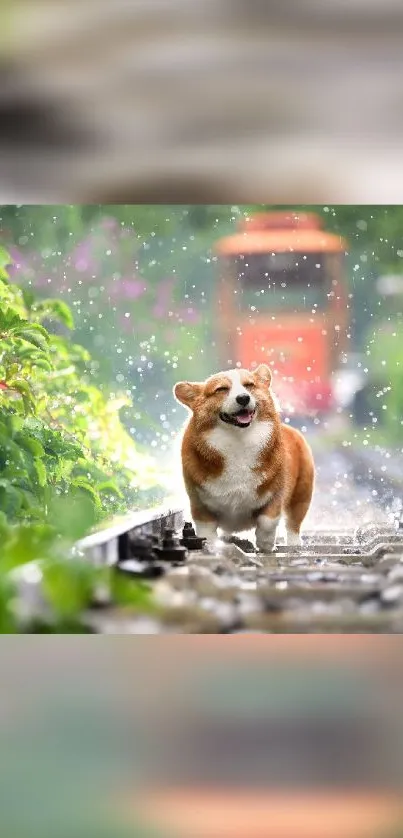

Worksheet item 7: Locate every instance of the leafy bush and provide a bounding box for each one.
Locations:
[0,245,162,631]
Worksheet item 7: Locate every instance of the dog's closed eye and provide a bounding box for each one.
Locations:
[214,385,230,393]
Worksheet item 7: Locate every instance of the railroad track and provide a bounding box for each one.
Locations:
[69,444,403,634]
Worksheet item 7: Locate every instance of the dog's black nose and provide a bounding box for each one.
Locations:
[236,394,250,407]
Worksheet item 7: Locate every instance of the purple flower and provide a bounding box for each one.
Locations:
[7,246,31,277]
[70,237,97,273]
[151,277,176,317]
[108,278,146,300]
[164,329,176,344]
[100,217,120,232]
[118,314,134,334]
[33,275,51,288]
[176,306,201,324]
[155,277,175,304]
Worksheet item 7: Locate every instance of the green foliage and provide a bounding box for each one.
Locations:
[249,204,403,272]
[363,316,403,443]
[0,244,11,278]
[5,203,403,272]
[0,246,161,632]
[42,557,102,619]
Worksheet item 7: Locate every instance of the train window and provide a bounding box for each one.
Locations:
[231,253,329,310]
[234,253,326,287]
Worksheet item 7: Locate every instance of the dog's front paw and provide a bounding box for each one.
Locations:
[193,522,218,554]
[255,514,279,555]
[194,522,217,540]
[202,540,219,555]
[256,535,276,554]
[286,530,302,548]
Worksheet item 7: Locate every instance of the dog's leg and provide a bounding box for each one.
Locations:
[284,454,314,548]
[255,501,282,554]
[285,527,302,547]
[190,502,218,548]
[284,500,311,547]
[194,520,218,541]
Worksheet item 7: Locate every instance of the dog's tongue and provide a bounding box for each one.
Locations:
[235,410,253,425]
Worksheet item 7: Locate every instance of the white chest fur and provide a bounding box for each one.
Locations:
[197,420,273,532]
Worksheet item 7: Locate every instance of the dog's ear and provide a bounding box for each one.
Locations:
[253,364,272,388]
[174,381,202,408]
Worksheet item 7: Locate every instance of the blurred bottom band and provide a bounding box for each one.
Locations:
[125,791,403,838]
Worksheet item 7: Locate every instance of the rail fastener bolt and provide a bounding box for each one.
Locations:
[180,522,206,551]
[155,528,188,562]
[127,535,158,563]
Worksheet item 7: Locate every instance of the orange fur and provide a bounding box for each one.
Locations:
[174,364,314,551]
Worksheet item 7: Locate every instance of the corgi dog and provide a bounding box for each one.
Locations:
[173,364,314,552]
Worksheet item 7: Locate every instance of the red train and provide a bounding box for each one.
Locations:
[213,211,348,418]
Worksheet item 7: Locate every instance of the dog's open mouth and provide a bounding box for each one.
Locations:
[220,408,256,428]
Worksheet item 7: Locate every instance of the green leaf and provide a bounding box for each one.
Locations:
[0,246,11,270]
[46,490,98,540]
[31,356,53,372]
[7,379,36,415]
[22,288,36,309]
[15,433,45,457]
[4,414,24,436]
[97,479,123,498]
[8,378,34,397]
[0,522,56,570]
[14,328,50,353]
[4,362,19,380]
[0,480,24,516]
[74,390,91,403]
[33,458,47,487]
[18,488,43,515]
[32,299,75,330]
[0,435,26,470]
[110,572,155,610]
[0,510,9,535]
[0,309,24,331]
[12,321,50,339]
[0,575,17,633]
[71,477,102,508]
[42,558,98,618]
[52,457,74,482]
